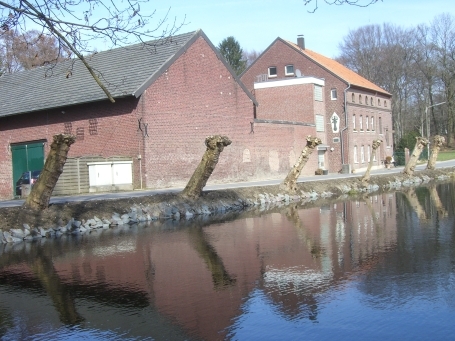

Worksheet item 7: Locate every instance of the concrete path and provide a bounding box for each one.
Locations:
[1,160,454,208]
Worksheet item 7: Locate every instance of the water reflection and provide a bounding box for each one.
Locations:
[1,182,455,340]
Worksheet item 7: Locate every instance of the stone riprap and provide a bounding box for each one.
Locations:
[1,169,454,244]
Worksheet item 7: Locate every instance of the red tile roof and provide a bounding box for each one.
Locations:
[285,40,391,96]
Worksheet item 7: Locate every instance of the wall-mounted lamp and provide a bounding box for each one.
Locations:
[330,147,334,152]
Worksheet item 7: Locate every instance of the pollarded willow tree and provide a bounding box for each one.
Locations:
[0,0,184,102]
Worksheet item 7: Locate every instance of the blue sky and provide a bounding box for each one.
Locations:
[148,0,451,58]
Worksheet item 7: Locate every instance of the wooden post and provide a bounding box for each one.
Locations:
[402,137,429,176]
[361,139,382,184]
[181,135,231,199]
[280,135,322,193]
[24,134,76,210]
[426,135,445,170]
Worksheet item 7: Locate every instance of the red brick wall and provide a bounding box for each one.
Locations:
[254,83,316,123]
[241,39,394,173]
[0,98,142,199]
[139,36,319,189]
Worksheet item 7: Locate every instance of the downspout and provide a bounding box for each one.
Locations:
[340,82,351,166]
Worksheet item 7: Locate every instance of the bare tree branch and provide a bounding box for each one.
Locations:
[303,0,381,13]
[1,0,185,100]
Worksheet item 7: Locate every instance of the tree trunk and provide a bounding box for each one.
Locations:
[361,139,382,184]
[181,135,231,199]
[402,137,429,176]
[280,136,322,193]
[426,135,445,170]
[24,134,76,210]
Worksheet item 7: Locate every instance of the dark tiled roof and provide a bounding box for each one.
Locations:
[0,31,199,117]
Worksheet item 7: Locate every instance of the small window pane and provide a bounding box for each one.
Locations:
[268,66,277,77]
[331,89,337,100]
[285,65,294,75]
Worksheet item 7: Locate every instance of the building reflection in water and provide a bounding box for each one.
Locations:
[0,184,454,340]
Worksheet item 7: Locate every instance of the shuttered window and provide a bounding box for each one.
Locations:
[314,85,323,101]
[316,115,325,132]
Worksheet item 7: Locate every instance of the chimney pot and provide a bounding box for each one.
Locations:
[297,35,305,50]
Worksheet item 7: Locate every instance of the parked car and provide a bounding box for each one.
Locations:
[15,170,42,196]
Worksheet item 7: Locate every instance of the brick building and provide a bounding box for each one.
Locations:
[241,36,393,173]
[0,30,321,200]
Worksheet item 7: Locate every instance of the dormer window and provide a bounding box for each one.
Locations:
[285,65,294,76]
[331,89,337,100]
[268,66,277,78]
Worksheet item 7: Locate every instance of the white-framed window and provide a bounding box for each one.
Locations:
[370,97,373,106]
[268,66,277,78]
[353,114,356,130]
[354,145,358,163]
[314,85,323,101]
[361,145,365,163]
[285,65,294,76]
[367,145,371,161]
[378,98,381,106]
[352,93,355,103]
[371,116,374,131]
[384,100,387,107]
[365,96,368,105]
[366,116,369,130]
[331,89,337,100]
[359,95,362,104]
[359,115,363,130]
[316,114,325,132]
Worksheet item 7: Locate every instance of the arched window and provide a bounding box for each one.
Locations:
[378,98,381,106]
[359,95,362,104]
[370,97,373,106]
[352,93,355,103]
[360,115,363,130]
[384,100,387,107]
[366,116,369,130]
[365,96,368,105]
[353,114,356,130]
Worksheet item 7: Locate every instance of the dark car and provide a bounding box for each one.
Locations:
[15,170,42,196]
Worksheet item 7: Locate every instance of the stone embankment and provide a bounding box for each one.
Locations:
[1,168,454,244]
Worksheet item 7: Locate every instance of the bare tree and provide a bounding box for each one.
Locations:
[0,0,183,102]
[0,29,69,73]
[303,0,380,13]
[242,49,262,68]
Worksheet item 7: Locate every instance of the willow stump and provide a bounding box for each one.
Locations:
[426,135,445,170]
[181,135,232,199]
[280,136,322,193]
[361,139,382,185]
[24,134,76,210]
[402,137,429,176]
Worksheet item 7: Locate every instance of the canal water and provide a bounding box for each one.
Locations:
[1,183,454,340]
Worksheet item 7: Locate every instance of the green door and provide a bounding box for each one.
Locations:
[11,141,45,195]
